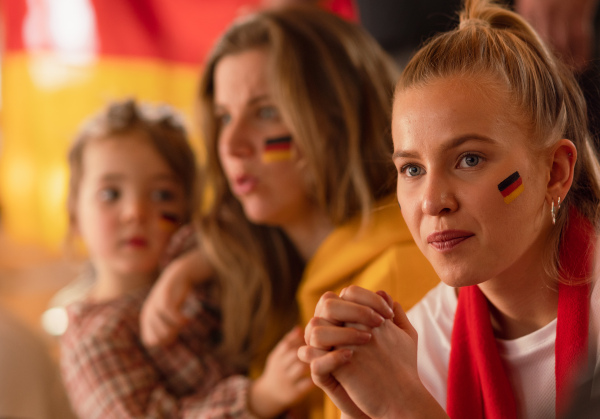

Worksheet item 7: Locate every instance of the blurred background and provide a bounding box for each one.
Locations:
[0,0,354,351]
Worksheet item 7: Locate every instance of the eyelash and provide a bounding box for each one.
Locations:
[398,152,486,176]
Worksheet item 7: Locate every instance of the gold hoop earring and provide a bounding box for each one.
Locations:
[551,196,561,225]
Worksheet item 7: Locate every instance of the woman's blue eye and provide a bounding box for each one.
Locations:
[459,154,481,168]
[99,188,119,202]
[402,165,424,177]
[258,106,279,120]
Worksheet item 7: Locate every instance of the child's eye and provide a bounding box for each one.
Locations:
[99,188,120,202]
[151,189,176,202]
[400,164,425,177]
[258,106,279,120]
[457,153,483,168]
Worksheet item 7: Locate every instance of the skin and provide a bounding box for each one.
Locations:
[73,133,187,301]
[299,74,577,418]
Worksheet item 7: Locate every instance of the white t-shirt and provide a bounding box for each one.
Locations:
[408,280,600,419]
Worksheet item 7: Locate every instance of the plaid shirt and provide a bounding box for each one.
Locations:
[60,285,257,419]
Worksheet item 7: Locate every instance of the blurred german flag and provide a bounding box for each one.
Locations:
[0,0,355,252]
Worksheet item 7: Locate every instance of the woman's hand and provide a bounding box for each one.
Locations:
[248,327,314,418]
[300,286,448,419]
[141,247,214,347]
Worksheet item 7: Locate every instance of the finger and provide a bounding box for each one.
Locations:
[307,324,371,350]
[297,345,329,363]
[391,301,418,344]
[317,297,387,328]
[340,285,394,319]
[304,316,338,345]
[310,349,353,387]
[376,290,394,310]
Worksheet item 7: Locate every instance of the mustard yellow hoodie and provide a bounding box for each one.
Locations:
[296,195,440,419]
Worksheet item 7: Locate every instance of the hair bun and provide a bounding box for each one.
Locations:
[459,17,491,30]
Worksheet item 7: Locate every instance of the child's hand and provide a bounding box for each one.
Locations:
[248,327,314,418]
[141,248,213,347]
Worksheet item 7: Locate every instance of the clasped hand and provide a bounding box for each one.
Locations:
[298,286,434,419]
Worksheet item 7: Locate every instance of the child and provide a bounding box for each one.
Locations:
[59,99,227,418]
[61,98,310,419]
[299,0,600,418]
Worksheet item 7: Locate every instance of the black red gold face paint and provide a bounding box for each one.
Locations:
[159,212,180,231]
[262,135,292,163]
[497,171,524,204]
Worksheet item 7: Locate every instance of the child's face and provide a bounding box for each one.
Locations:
[74,133,186,283]
[213,48,319,227]
[392,75,553,288]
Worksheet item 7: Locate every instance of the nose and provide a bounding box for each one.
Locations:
[219,117,255,159]
[121,195,148,223]
[421,173,458,216]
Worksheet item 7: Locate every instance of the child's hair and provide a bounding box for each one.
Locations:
[396,0,600,281]
[67,99,198,230]
[196,6,399,370]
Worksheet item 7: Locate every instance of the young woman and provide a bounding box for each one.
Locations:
[140,6,440,418]
[299,0,600,418]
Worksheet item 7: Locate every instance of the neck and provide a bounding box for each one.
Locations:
[478,234,558,340]
[90,267,156,302]
[282,209,334,262]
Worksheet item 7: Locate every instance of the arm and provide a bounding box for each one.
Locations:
[141,247,214,346]
[515,0,599,71]
[300,286,448,419]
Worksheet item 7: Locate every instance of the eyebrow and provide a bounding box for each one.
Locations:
[214,94,271,112]
[392,134,498,160]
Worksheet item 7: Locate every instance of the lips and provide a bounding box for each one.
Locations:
[427,230,474,252]
[232,174,258,196]
[126,237,148,248]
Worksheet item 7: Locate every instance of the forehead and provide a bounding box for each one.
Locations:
[392,75,528,152]
[81,133,173,179]
[213,48,271,105]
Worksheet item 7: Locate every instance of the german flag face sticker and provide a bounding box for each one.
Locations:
[159,212,180,232]
[262,135,292,163]
[498,171,524,204]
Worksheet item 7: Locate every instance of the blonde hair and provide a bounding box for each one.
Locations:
[197,6,399,369]
[67,99,198,230]
[397,0,600,281]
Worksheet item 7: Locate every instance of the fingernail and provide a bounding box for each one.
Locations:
[371,311,385,326]
[340,287,347,297]
[341,349,353,361]
[357,331,372,343]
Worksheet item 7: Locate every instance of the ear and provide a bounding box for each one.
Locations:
[545,139,577,205]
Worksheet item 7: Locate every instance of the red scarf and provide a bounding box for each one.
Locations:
[447,208,595,419]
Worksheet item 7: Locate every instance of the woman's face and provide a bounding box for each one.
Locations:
[392,75,553,288]
[214,48,314,227]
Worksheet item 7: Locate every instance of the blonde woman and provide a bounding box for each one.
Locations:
[300,0,600,418]
[141,6,440,418]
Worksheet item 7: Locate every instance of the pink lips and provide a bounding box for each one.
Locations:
[427,230,474,252]
[232,174,258,196]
